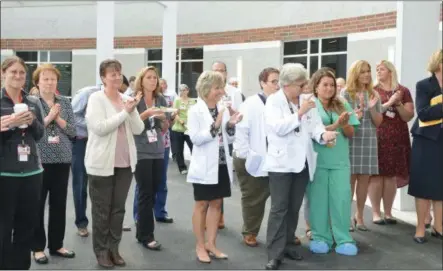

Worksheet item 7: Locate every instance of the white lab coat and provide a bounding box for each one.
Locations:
[186,98,235,185]
[233,94,268,177]
[262,89,325,181]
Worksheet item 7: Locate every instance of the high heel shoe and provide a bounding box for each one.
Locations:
[425,217,433,229]
[431,228,443,240]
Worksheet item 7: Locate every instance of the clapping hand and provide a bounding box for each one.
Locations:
[228,111,243,126]
[124,99,137,113]
[368,95,379,109]
[214,107,225,129]
[322,131,339,143]
[336,111,350,127]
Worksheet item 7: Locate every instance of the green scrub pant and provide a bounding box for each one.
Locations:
[307,167,354,248]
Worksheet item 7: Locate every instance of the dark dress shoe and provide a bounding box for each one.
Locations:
[431,229,443,240]
[49,249,76,258]
[413,236,427,244]
[284,249,303,261]
[385,218,397,225]
[110,250,126,266]
[373,219,386,225]
[265,259,282,270]
[96,251,114,268]
[33,253,49,264]
[156,216,174,223]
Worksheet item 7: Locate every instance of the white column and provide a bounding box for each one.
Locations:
[96,1,115,85]
[393,0,441,212]
[161,1,178,93]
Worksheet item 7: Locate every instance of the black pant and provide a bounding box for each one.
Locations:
[174,131,193,171]
[169,128,178,160]
[88,167,133,256]
[0,173,43,270]
[134,159,164,243]
[33,163,71,252]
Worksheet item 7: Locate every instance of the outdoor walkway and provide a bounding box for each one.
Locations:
[32,165,443,270]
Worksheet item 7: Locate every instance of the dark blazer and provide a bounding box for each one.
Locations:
[410,74,443,141]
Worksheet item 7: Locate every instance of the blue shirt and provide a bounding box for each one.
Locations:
[71,86,101,138]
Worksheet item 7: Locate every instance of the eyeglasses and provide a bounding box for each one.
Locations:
[267,80,279,85]
[213,69,226,73]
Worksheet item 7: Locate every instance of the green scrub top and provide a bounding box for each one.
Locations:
[313,98,360,169]
[171,98,197,133]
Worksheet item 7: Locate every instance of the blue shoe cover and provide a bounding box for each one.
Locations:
[335,243,358,256]
[310,240,329,254]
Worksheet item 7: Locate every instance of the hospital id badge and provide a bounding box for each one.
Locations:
[17,144,31,162]
[386,110,396,118]
[48,135,60,144]
[147,129,158,143]
[180,104,186,110]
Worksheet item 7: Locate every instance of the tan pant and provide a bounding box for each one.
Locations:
[233,155,270,236]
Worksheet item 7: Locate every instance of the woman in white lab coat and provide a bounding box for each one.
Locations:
[186,71,243,264]
[263,63,338,270]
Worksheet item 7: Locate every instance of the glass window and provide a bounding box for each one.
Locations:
[147,62,162,77]
[181,48,203,60]
[310,40,319,54]
[283,56,307,69]
[40,51,49,62]
[16,51,38,62]
[309,56,319,76]
[321,54,347,79]
[24,64,38,92]
[181,61,203,98]
[283,40,308,56]
[147,49,162,61]
[50,51,72,62]
[53,64,72,96]
[321,37,347,53]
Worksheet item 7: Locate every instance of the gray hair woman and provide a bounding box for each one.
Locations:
[262,63,337,270]
[187,71,242,263]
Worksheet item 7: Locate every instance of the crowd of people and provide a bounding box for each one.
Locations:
[0,48,441,270]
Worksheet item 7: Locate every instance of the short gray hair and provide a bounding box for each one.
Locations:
[178,83,189,94]
[196,71,225,98]
[279,63,308,87]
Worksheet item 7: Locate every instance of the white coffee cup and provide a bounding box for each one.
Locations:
[13,103,29,128]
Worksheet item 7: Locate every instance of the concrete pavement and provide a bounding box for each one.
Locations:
[31,165,443,270]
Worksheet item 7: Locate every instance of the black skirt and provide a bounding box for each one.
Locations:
[408,131,443,201]
[193,164,231,201]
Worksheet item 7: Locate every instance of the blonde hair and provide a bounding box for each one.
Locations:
[346,60,375,101]
[196,71,225,98]
[32,63,61,88]
[310,68,346,114]
[375,60,399,90]
[134,66,162,98]
[29,86,39,96]
[427,49,442,74]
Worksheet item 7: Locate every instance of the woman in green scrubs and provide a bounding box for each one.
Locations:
[307,68,360,256]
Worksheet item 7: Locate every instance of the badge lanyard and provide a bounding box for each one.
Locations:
[285,94,300,134]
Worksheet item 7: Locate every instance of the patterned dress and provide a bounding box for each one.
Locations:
[192,107,235,201]
[343,90,382,175]
[374,85,412,187]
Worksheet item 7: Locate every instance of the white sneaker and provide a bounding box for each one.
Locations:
[180,170,188,175]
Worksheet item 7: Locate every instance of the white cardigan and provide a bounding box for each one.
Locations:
[186,98,235,185]
[84,91,145,176]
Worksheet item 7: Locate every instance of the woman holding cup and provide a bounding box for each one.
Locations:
[307,68,360,255]
[0,56,45,270]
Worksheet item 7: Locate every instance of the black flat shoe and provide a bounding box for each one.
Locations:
[431,228,443,240]
[156,216,174,223]
[265,259,282,270]
[33,253,49,264]
[49,249,76,258]
[284,250,303,261]
[373,219,386,225]
[413,236,427,244]
[385,218,397,225]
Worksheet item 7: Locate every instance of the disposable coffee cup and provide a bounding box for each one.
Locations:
[13,103,29,128]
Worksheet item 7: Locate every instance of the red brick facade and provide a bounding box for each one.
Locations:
[1,10,442,50]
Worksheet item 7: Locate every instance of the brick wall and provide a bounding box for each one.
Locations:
[1,10,441,50]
